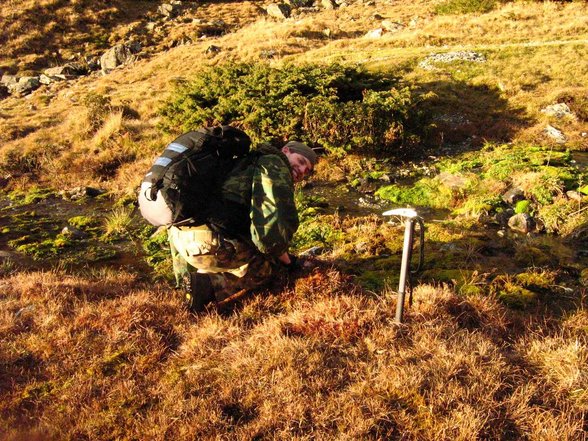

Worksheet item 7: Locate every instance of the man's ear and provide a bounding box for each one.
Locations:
[281,146,290,154]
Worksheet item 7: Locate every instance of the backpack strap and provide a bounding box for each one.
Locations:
[145,130,211,201]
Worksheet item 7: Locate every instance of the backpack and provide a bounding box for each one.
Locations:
[138,125,252,227]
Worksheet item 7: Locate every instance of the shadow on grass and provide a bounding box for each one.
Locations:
[411,79,531,155]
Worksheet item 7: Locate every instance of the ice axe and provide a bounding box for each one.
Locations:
[382,208,425,323]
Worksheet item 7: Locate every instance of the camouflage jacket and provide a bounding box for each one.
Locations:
[219,144,299,258]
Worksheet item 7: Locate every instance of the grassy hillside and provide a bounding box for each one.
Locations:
[1,0,587,439]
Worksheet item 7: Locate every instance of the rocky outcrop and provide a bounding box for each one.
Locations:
[8,76,41,96]
[100,42,141,73]
[266,3,291,19]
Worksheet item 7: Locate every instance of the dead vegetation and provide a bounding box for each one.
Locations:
[0,268,585,439]
[1,1,588,438]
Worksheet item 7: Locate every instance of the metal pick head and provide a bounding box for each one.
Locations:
[382,208,418,219]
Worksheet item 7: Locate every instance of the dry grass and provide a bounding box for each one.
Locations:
[1,268,586,439]
[1,2,588,438]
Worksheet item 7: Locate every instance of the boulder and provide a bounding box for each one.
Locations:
[508,213,536,234]
[544,125,566,143]
[502,187,525,204]
[44,62,87,77]
[266,3,291,19]
[100,43,138,73]
[158,1,183,18]
[541,103,574,119]
[1,74,18,86]
[8,76,40,96]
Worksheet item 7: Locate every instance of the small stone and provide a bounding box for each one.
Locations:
[497,229,506,238]
[205,45,221,55]
[61,226,88,239]
[566,190,584,202]
[321,0,337,9]
[365,28,384,38]
[508,213,536,234]
[323,28,332,38]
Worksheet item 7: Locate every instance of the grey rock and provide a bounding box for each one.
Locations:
[566,190,584,202]
[100,44,138,72]
[285,0,314,6]
[541,103,574,119]
[158,2,183,18]
[60,186,106,200]
[544,125,566,143]
[299,246,326,257]
[44,62,87,77]
[266,3,291,19]
[365,28,384,38]
[381,20,405,32]
[205,45,221,55]
[8,76,40,96]
[508,213,536,234]
[1,74,18,86]
[419,51,486,70]
[61,226,88,239]
[321,0,337,9]
[502,187,525,204]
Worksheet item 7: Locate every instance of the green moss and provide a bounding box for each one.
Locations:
[356,270,396,292]
[515,270,556,289]
[514,200,530,214]
[68,215,101,230]
[8,187,55,206]
[13,234,73,259]
[497,283,536,309]
[376,177,453,208]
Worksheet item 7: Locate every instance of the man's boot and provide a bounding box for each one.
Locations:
[185,272,215,313]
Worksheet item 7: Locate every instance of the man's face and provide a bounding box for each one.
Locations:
[283,148,313,182]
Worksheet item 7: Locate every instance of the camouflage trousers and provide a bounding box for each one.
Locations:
[168,225,276,303]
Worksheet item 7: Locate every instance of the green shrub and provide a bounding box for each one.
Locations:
[434,0,497,15]
[158,63,415,155]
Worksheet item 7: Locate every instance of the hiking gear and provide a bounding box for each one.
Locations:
[185,272,215,312]
[382,208,425,323]
[284,141,317,166]
[138,126,252,227]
